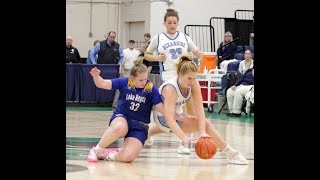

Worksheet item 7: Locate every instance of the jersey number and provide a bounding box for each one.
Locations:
[169,48,182,59]
[130,102,140,111]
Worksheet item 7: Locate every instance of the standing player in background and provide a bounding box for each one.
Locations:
[144,8,207,153]
[145,9,203,82]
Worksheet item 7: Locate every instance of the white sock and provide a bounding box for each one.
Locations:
[107,152,118,161]
[222,145,237,156]
[94,145,103,151]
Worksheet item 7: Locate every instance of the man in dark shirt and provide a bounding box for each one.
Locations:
[66,36,81,63]
[89,31,124,64]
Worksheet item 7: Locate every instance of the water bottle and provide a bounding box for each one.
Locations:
[245,100,251,114]
[204,66,208,74]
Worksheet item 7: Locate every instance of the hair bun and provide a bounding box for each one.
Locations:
[167,8,177,14]
[179,52,193,62]
[134,56,144,66]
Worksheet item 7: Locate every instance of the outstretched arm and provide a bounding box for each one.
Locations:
[90,67,112,90]
[191,81,210,137]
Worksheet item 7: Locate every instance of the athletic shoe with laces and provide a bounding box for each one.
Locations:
[145,137,154,146]
[87,147,102,162]
[177,142,191,154]
[227,151,249,165]
[101,148,119,161]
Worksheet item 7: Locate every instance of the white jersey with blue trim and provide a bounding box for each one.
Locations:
[158,76,191,114]
[157,32,190,81]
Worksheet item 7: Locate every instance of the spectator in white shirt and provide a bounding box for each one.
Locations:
[121,40,141,77]
[238,49,254,74]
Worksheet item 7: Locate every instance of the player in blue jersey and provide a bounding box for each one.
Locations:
[148,53,248,165]
[87,57,186,163]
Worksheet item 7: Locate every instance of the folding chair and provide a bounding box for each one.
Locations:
[218,71,241,114]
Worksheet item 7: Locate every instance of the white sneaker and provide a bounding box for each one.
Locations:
[87,147,98,162]
[227,151,249,165]
[177,143,191,154]
[145,137,154,146]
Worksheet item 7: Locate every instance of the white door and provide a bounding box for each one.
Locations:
[129,21,145,48]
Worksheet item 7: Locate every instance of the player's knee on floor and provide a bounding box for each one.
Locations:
[119,151,138,163]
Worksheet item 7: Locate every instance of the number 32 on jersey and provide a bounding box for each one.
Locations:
[130,102,140,111]
[169,48,182,59]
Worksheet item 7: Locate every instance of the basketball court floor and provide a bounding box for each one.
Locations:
[66,106,254,180]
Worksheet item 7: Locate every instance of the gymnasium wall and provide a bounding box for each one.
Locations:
[66,0,253,57]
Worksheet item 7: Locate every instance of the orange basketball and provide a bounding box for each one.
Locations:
[195,137,217,159]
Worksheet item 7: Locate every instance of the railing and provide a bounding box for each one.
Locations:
[235,9,254,21]
[209,17,229,52]
[234,10,254,45]
[184,25,214,52]
[209,10,254,50]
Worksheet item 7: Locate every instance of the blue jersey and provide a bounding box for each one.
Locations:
[111,78,162,124]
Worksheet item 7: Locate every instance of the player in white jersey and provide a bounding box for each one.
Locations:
[145,8,205,113]
[144,8,205,147]
[145,9,203,82]
[147,31,198,81]
[149,53,248,165]
[158,75,191,114]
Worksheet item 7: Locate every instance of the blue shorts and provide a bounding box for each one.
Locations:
[109,114,149,145]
